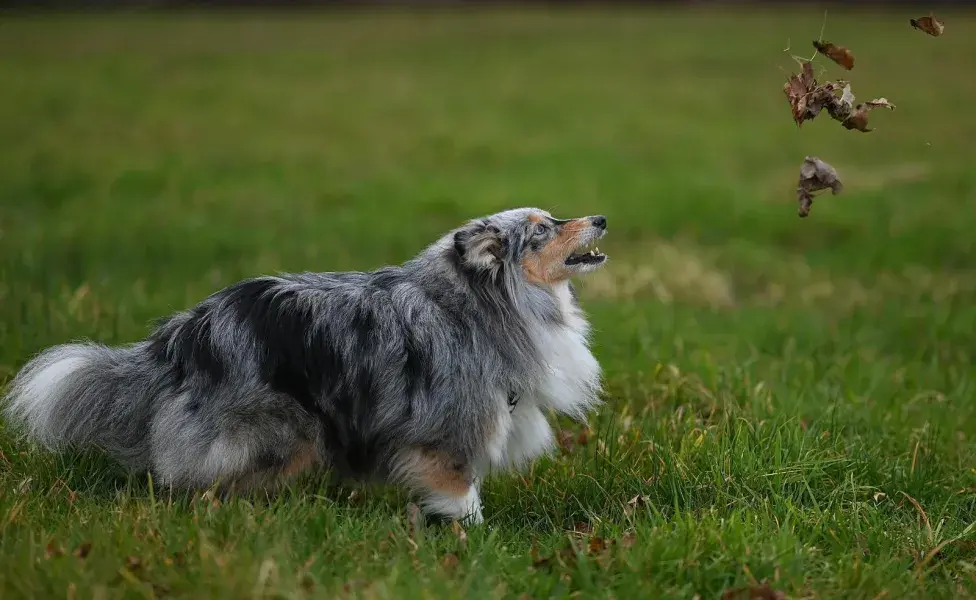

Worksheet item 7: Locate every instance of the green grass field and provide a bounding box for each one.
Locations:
[1,7,975,599]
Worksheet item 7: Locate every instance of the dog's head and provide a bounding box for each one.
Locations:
[453,208,608,285]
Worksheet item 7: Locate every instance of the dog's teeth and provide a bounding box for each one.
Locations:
[595,247,600,254]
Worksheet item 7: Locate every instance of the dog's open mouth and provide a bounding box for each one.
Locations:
[565,241,607,266]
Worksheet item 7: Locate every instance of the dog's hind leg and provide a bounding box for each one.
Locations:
[390,448,483,524]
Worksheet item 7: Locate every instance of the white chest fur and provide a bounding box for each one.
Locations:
[484,282,602,472]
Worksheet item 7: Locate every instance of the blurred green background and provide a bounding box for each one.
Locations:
[1,7,974,599]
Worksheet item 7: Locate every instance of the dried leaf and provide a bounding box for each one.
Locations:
[827,84,855,121]
[812,40,855,70]
[530,543,577,571]
[451,520,468,548]
[441,552,460,570]
[783,61,816,126]
[620,531,637,549]
[124,555,143,571]
[571,521,594,536]
[406,503,423,547]
[797,156,843,218]
[721,582,786,600]
[557,430,576,455]
[576,426,592,446]
[45,540,65,560]
[623,494,650,517]
[842,98,895,133]
[73,541,92,560]
[530,545,549,569]
[911,14,945,37]
[864,98,896,111]
[587,536,609,555]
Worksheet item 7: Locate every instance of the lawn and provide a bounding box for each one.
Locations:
[1,6,975,599]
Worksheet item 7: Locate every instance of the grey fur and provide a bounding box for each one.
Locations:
[2,208,608,523]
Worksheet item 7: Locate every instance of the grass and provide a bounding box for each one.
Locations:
[1,6,975,599]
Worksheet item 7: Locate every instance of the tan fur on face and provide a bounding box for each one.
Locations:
[393,448,472,496]
[522,217,590,285]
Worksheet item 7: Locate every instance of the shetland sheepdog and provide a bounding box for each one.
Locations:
[3,208,608,523]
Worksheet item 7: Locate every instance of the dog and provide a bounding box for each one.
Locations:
[2,208,608,523]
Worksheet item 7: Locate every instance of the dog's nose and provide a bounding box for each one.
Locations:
[591,215,607,230]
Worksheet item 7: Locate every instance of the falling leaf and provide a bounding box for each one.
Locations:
[441,553,460,570]
[812,40,855,70]
[783,61,817,126]
[842,98,896,133]
[797,156,843,218]
[721,582,787,600]
[73,542,92,560]
[864,98,896,111]
[911,14,945,37]
[825,83,855,121]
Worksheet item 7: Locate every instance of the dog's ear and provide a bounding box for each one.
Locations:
[454,221,506,270]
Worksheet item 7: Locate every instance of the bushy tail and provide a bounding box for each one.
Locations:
[2,342,153,469]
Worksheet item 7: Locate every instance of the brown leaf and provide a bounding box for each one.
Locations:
[587,536,609,555]
[783,61,816,126]
[73,541,92,560]
[557,430,576,455]
[812,40,855,70]
[576,426,592,446]
[797,156,843,218]
[911,14,945,37]
[571,521,594,536]
[721,582,787,600]
[124,556,143,571]
[530,545,551,569]
[45,540,65,560]
[451,520,468,548]
[530,543,577,571]
[406,503,423,547]
[842,98,896,133]
[620,531,637,549]
[441,552,460,570]
[623,494,650,517]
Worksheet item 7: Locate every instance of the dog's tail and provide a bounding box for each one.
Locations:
[2,342,154,469]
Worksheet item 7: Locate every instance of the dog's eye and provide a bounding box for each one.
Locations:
[534,223,548,236]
